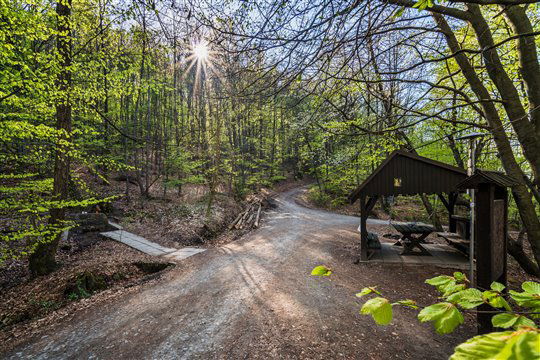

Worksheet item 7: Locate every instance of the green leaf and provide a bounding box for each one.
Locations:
[509,290,540,309]
[447,288,484,309]
[522,281,540,295]
[412,0,427,9]
[492,296,511,311]
[393,7,404,18]
[360,297,393,325]
[356,288,373,298]
[483,291,512,311]
[426,273,468,297]
[511,282,540,315]
[492,313,519,329]
[450,329,540,360]
[356,287,380,298]
[418,303,452,322]
[442,283,466,297]
[418,302,464,334]
[311,265,332,276]
[426,275,454,287]
[393,299,418,309]
[426,275,460,295]
[453,272,467,282]
[514,316,536,329]
[491,281,505,292]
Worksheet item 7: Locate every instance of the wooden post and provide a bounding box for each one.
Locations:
[360,195,368,261]
[448,192,457,233]
[359,195,378,261]
[475,183,508,334]
[438,192,458,233]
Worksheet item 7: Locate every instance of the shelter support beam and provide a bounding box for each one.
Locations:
[359,195,379,261]
[438,192,458,232]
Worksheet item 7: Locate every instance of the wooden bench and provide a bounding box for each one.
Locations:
[437,232,470,256]
[357,225,381,259]
[366,232,381,260]
[392,223,434,256]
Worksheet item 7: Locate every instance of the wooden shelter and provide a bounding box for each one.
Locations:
[349,150,467,260]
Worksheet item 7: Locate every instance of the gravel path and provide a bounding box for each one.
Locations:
[3,188,474,359]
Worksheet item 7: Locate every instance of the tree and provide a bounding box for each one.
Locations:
[28,0,73,275]
[199,0,540,274]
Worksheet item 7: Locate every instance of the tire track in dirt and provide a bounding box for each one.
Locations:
[3,187,473,359]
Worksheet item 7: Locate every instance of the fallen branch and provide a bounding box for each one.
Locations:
[230,194,269,230]
[254,203,262,228]
[229,212,243,230]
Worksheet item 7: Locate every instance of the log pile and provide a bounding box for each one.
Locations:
[229,195,268,230]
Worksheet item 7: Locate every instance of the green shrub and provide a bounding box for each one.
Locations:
[330,196,347,208]
[270,175,287,183]
[307,187,332,207]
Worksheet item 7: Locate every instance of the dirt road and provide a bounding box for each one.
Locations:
[3,188,474,359]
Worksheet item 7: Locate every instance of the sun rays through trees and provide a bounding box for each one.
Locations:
[1,0,539,275]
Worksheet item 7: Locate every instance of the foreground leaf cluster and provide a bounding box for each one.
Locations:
[312,267,540,359]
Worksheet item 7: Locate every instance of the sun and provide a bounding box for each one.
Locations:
[193,41,209,62]
[183,39,218,92]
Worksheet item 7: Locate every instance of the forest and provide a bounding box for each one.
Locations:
[1,0,540,357]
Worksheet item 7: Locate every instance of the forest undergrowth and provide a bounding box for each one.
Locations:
[0,173,296,341]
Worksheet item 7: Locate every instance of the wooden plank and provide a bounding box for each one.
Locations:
[164,247,206,261]
[100,230,176,256]
[437,232,462,239]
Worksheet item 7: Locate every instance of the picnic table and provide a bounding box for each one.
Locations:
[391,222,435,256]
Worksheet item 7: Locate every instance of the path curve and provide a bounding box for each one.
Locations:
[4,187,470,359]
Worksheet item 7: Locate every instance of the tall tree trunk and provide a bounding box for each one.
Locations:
[205,83,223,218]
[434,13,540,275]
[270,95,277,178]
[508,229,540,277]
[501,5,540,144]
[29,0,72,276]
[465,4,540,182]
